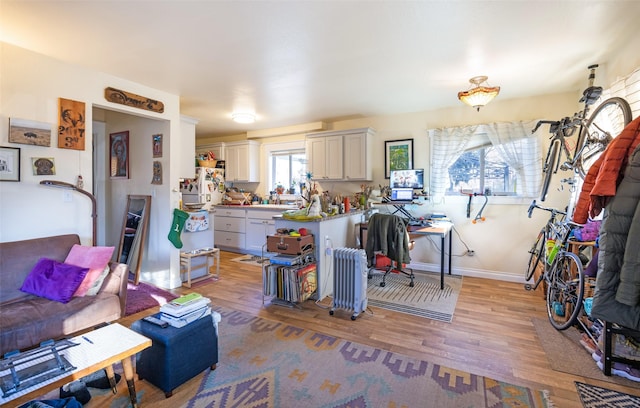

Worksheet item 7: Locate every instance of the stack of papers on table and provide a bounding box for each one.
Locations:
[160,296,211,328]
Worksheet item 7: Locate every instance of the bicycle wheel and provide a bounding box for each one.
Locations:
[525,229,545,282]
[540,139,560,202]
[576,97,632,178]
[546,251,584,330]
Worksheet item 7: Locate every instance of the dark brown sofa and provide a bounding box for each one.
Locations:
[0,234,128,356]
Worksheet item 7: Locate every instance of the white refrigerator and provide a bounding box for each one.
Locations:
[180,167,225,211]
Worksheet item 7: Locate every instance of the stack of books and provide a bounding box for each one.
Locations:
[159,293,211,328]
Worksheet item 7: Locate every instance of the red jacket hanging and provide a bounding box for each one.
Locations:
[573,116,640,224]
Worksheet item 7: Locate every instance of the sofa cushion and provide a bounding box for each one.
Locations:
[0,293,122,355]
[85,265,111,296]
[20,258,89,304]
[0,234,80,304]
[64,244,115,297]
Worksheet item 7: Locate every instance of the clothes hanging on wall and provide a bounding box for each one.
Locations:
[590,142,640,330]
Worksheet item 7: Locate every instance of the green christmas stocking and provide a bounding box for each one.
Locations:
[168,208,189,248]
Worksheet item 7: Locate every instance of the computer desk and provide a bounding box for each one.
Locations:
[409,221,453,289]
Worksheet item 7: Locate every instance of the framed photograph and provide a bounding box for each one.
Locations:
[9,118,52,147]
[32,157,56,175]
[152,134,163,158]
[385,139,414,178]
[110,131,129,179]
[0,146,21,182]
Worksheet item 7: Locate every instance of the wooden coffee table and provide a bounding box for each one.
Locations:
[0,323,151,407]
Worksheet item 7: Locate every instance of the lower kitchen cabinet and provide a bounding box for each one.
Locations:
[213,207,246,250]
[245,210,277,255]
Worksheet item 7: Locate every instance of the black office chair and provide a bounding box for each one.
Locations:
[365,213,415,287]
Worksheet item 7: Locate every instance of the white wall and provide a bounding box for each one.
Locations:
[0,42,188,289]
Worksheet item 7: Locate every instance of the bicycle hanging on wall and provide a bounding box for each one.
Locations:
[534,64,632,201]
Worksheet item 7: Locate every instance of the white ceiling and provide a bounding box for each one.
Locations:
[1,1,638,137]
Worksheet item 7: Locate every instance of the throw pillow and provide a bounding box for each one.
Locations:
[64,245,115,297]
[20,258,89,303]
[84,264,111,296]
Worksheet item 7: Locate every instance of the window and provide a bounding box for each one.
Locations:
[430,121,542,199]
[447,144,517,195]
[270,150,306,194]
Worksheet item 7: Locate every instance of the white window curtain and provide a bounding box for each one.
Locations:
[429,125,477,200]
[485,121,542,197]
[429,121,541,199]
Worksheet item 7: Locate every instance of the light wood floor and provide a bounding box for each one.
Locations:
[87,250,640,408]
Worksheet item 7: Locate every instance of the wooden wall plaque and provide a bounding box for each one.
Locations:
[105,87,164,113]
[58,98,86,150]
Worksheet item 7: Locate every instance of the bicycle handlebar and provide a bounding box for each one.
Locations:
[532,115,584,135]
[527,199,567,219]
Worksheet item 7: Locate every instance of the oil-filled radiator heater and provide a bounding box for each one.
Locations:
[329,248,368,320]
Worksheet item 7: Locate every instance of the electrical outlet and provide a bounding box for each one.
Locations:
[467,250,475,256]
[63,191,72,202]
[326,247,332,256]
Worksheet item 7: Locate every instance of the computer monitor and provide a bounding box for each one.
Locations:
[390,169,424,189]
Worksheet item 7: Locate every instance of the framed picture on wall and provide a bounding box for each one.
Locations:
[152,134,163,158]
[110,131,129,179]
[0,146,21,182]
[32,157,56,175]
[384,139,413,178]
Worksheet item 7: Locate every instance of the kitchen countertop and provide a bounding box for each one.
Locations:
[214,204,299,211]
[274,209,366,222]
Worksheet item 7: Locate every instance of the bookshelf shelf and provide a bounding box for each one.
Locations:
[262,237,317,307]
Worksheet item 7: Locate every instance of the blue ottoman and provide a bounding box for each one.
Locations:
[131,313,218,397]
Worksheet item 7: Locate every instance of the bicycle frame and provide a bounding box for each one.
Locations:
[525,200,567,292]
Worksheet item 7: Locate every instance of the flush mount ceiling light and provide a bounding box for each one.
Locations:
[231,112,256,124]
[457,76,500,111]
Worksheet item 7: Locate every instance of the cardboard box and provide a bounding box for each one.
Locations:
[267,234,314,255]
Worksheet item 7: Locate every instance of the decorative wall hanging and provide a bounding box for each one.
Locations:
[58,98,86,150]
[384,139,414,179]
[110,131,129,179]
[152,134,163,158]
[151,161,162,185]
[0,147,20,182]
[9,118,52,147]
[104,87,164,113]
[32,157,56,175]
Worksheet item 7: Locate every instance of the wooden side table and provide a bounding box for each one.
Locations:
[180,248,220,288]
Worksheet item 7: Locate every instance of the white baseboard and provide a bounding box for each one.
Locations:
[407,261,525,284]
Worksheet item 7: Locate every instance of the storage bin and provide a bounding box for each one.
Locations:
[267,234,314,255]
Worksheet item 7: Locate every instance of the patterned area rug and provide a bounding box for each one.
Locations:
[367,270,462,322]
[186,307,550,408]
[575,381,640,407]
[532,317,640,387]
[231,254,270,267]
[125,282,178,316]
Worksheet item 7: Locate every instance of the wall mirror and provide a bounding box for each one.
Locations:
[117,194,151,285]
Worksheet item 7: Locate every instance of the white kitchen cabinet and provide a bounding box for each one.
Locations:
[343,129,373,181]
[306,128,374,181]
[196,142,225,161]
[225,141,260,182]
[245,210,278,255]
[306,134,343,180]
[213,207,246,250]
